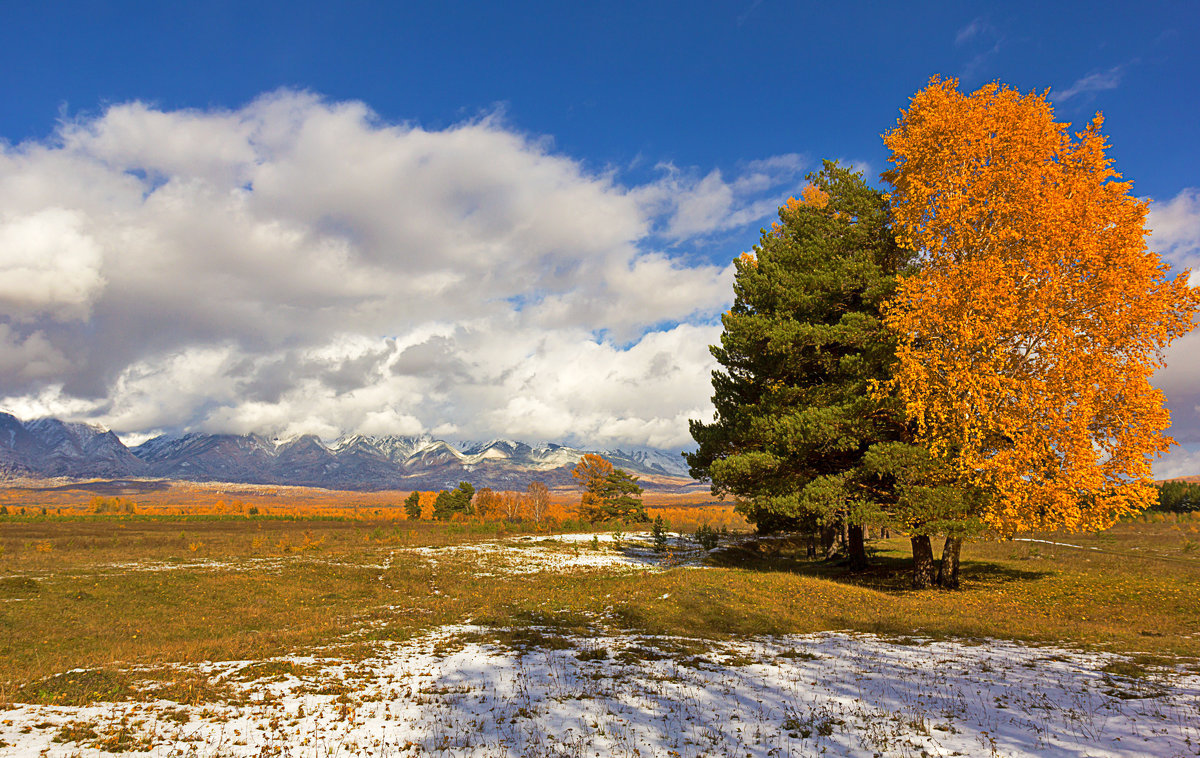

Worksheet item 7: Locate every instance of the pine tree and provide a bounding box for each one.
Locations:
[404,491,422,520]
[433,482,475,520]
[574,455,647,523]
[686,161,915,570]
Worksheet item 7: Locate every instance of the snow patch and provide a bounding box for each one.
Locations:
[3,626,1197,757]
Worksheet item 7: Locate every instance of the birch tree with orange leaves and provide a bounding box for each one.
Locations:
[882,77,1200,538]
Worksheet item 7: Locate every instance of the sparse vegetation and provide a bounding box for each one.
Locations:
[0,486,1196,754]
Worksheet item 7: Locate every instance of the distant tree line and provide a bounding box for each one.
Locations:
[403,480,553,523]
[1154,481,1200,513]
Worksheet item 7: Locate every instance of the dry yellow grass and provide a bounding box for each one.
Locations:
[0,480,747,531]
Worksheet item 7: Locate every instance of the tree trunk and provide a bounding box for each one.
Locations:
[847,524,868,570]
[936,536,963,589]
[820,525,838,558]
[911,535,935,589]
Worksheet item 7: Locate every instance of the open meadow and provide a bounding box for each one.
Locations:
[0,484,1197,756]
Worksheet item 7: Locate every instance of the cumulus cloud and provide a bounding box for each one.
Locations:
[1149,188,1200,264]
[1152,446,1200,480]
[0,92,799,449]
[0,324,71,381]
[0,208,105,322]
[1148,188,1200,461]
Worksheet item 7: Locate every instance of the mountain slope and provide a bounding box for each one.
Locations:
[0,414,696,490]
[0,413,146,478]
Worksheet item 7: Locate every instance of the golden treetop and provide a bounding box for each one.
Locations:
[881,76,1200,534]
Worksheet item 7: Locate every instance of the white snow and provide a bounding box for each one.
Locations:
[1014,538,1104,552]
[2,625,1197,757]
[398,532,709,575]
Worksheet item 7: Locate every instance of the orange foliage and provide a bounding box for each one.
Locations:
[572,453,613,518]
[572,454,613,489]
[882,76,1200,533]
[473,487,500,519]
[0,482,421,519]
[798,183,830,208]
[0,480,747,533]
[417,491,438,520]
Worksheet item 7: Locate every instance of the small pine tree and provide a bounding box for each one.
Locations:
[695,523,719,551]
[573,456,647,523]
[404,491,422,520]
[433,482,475,520]
[652,515,668,553]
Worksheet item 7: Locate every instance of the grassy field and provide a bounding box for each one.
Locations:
[2,501,1198,709]
[1,492,1198,756]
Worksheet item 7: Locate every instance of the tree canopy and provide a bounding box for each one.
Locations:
[432,481,476,520]
[686,162,919,568]
[573,454,647,523]
[403,491,421,520]
[882,77,1200,535]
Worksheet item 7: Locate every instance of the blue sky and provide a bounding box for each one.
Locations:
[4,2,1195,200]
[1,2,1199,471]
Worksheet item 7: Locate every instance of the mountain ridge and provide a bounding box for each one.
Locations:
[0,412,698,491]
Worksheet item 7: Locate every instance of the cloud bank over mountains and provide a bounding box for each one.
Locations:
[0,91,808,450]
[2,89,1198,469]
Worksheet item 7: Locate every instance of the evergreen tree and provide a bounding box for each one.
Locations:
[404,491,422,520]
[686,162,914,570]
[432,482,475,520]
[1156,480,1200,513]
[651,515,668,553]
[598,469,648,523]
[574,455,647,523]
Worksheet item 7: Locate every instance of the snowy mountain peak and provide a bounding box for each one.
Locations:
[0,414,698,490]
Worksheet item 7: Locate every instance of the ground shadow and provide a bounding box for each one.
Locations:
[26,479,172,495]
[707,535,1053,594]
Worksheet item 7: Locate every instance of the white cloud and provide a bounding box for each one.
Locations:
[955,19,985,46]
[0,208,105,322]
[1148,188,1200,457]
[634,154,806,241]
[0,324,70,380]
[0,92,800,449]
[1054,66,1123,101]
[1152,445,1200,480]
[952,18,1002,80]
[1149,187,1200,263]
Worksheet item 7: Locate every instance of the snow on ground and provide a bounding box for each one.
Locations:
[399,531,710,575]
[3,625,1198,757]
[0,532,709,583]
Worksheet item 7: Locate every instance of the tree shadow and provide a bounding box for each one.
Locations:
[708,535,1053,594]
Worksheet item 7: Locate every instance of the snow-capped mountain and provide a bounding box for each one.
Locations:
[0,413,147,477]
[0,412,697,490]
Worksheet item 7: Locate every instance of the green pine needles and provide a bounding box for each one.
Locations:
[687,162,968,582]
